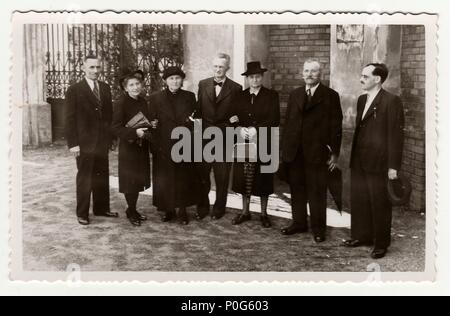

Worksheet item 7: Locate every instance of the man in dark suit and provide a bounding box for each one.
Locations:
[65,55,118,226]
[281,59,343,243]
[344,63,405,259]
[195,53,242,220]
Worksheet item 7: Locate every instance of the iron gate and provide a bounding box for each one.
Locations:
[44,24,184,140]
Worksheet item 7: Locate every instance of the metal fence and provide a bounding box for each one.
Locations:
[44,24,184,100]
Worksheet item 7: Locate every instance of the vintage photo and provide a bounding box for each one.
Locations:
[10,12,437,282]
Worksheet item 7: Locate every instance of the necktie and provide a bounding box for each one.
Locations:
[307,89,312,103]
[251,93,256,105]
[93,81,101,103]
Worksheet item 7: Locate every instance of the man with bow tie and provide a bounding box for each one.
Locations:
[195,53,242,221]
[281,59,343,243]
[343,63,405,259]
[65,55,118,226]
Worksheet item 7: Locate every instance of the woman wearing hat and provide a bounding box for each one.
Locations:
[112,70,152,227]
[148,66,199,225]
[231,62,280,228]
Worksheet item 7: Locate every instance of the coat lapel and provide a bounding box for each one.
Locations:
[361,89,384,122]
[216,79,232,104]
[356,95,367,126]
[81,79,102,116]
[205,78,216,104]
[304,84,325,112]
[295,87,307,113]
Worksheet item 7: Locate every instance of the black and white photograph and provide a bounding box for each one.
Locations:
[9,11,437,283]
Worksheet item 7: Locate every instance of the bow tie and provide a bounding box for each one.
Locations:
[214,81,224,87]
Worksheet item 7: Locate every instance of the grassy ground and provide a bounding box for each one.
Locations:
[21,145,426,272]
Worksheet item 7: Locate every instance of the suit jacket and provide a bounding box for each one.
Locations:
[350,89,405,173]
[65,78,113,154]
[195,77,242,129]
[282,83,343,164]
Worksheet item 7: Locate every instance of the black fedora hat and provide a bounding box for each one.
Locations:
[387,175,412,207]
[163,66,186,80]
[242,61,268,76]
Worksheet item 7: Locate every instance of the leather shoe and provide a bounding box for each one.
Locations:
[314,236,326,243]
[178,208,189,226]
[211,212,225,220]
[281,224,308,236]
[260,215,272,228]
[194,212,208,221]
[77,218,90,226]
[371,248,388,259]
[96,211,119,218]
[232,213,251,225]
[161,212,174,222]
[126,209,141,227]
[135,211,147,221]
[127,216,141,227]
[342,239,373,248]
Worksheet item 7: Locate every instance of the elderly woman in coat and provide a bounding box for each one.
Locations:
[148,67,199,225]
[231,62,280,228]
[112,70,152,227]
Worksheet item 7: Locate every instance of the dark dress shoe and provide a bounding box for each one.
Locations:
[96,211,119,218]
[196,207,209,220]
[232,213,252,225]
[126,210,141,227]
[260,215,272,228]
[179,216,189,226]
[342,239,373,248]
[194,212,207,221]
[127,215,141,227]
[314,236,326,243]
[161,213,174,222]
[135,211,147,221]
[178,209,189,226]
[371,249,388,259]
[77,218,90,226]
[281,224,307,236]
[211,209,226,220]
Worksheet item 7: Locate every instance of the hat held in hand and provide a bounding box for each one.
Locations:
[387,174,412,206]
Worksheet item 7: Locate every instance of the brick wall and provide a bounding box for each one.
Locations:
[268,25,331,119]
[400,25,426,212]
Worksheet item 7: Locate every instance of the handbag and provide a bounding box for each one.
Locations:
[125,111,152,129]
[125,111,152,146]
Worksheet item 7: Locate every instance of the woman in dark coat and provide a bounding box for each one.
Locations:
[112,71,152,227]
[148,67,199,225]
[232,62,280,228]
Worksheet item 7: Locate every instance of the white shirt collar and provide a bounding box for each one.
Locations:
[306,82,320,96]
[214,77,227,84]
[366,86,382,100]
[85,77,98,90]
[250,86,262,96]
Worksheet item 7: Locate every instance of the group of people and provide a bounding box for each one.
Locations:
[65,52,404,259]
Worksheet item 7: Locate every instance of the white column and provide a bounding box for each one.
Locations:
[232,24,246,87]
[22,24,52,147]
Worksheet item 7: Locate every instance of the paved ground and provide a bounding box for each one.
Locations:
[21,144,426,272]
